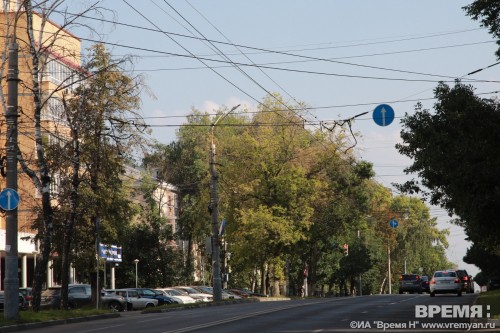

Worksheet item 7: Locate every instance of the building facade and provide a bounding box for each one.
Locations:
[0,2,81,289]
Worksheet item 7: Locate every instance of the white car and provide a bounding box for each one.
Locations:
[430,270,462,297]
[109,289,158,310]
[172,286,213,302]
[156,288,197,304]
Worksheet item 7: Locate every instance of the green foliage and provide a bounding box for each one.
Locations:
[144,93,454,296]
[464,243,500,277]
[463,1,500,59]
[396,82,500,253]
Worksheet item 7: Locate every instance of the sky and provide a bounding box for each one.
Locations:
[65,0,500,277]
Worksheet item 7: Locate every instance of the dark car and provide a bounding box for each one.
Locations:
[0,291,29,311]
[130,288,175,305]
[229,287,267,297]
[40,284,91,309]
[448,269,473,293]
[488,277,500,290]
[40,284,126,311]
[420,276,430,293]
[19,287,33,307]
[399,274,422,294]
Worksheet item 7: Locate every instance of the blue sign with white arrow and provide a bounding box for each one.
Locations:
[0,188,20,211]
[389,219,399,229]
[373,104,395,126]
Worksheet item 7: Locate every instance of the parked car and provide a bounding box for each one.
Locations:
[19,287,33,307]
[100,290,127,312]
[398,274,422,294]
[172,286,213,302]
[191,286,241,300]
[230,287,267,298]
[420,276,430,293]
[156,288,196,304]
[40,284,126,310]
[487,277,500,290]
[129,288,175,306]
[0,291,28,311]
[430,270,462,297]
[448,269,474,293]
[109,289,158,310]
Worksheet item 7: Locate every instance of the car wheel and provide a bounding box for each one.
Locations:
[108,301,122,312]
[145,303,155,308]
[430,292,435,297]
[399,290,403,294]
[457,291,462,297]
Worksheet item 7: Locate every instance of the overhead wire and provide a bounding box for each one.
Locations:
[55,9,496,83]
[183,0,323,127]
[124,0,334,150]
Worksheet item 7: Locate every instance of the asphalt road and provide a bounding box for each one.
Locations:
[21,293,497,333]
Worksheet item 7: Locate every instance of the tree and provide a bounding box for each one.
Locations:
[463,1,500,59]
[396,81,500,255]
[6,0,107,311]
[59,43,146,307]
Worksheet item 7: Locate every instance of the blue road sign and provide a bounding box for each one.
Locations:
[389,219,399,229]
[373,104,395,126]
[0,188,20,211]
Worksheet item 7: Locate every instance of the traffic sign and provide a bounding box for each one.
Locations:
[373,104,395,126]
[389,219,399,228]
[0,188,20,211]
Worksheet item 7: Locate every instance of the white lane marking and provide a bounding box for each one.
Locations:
[161,302,328,333]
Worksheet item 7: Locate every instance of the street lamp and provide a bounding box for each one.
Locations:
[209,104,240,302]
[133,259,139,288]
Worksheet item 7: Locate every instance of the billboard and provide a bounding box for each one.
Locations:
[99,243,122,262]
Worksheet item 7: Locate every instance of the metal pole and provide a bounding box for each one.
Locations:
[358,230,362,296]
[388,245,392,294]
[210,141,222,301]
[209,104,240,302]
[4,39,19,320]
[134,259,139,288]
[95,218,100,309]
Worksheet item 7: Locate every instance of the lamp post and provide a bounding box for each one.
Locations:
[209,104,240,301]
[133,259,139,288]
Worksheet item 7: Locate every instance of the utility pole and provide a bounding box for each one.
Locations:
[4,39,20,320]
[209,104,240,302]
[209,137,222,301]
[388,245,392,294]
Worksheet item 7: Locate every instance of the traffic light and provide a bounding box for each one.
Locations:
[343,243,349,256]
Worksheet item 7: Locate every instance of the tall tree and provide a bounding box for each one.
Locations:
[396,82,500,255]
[51,43,147,308]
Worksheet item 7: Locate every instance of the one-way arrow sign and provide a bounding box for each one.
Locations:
[0,188,20,211]
[373,104,395,127]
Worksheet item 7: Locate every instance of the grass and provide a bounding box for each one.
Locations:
[0,307,113,327]
[476,289,500,319]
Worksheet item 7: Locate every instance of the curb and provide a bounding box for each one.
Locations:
[0,313,120,333]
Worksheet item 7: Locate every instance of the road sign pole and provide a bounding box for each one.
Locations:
[4,39,19,320]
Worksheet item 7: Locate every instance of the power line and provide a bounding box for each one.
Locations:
[58,9,496,82]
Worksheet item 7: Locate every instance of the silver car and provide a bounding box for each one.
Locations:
[430,270,462,297]
[109,289,158,310]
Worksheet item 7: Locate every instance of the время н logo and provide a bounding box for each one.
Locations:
[415,305,490,318]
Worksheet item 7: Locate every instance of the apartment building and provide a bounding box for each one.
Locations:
[0,2,81,289]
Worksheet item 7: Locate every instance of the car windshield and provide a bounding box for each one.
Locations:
[180,287,201,294]
[401,275,419,280]
[165,289,183,296]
